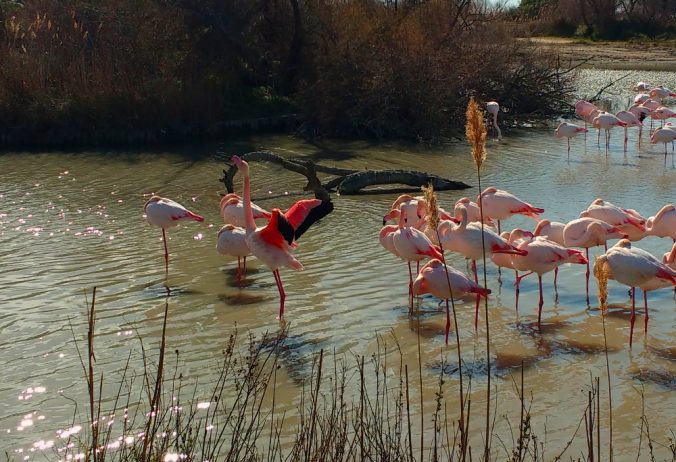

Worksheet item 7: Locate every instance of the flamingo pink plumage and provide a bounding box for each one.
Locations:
[563,216,627,304]
[216,224,251,287]
[533,219,567,290]
[592,112,627,154]
[511,235,587,324]
[144,196,204,282]
[232,155,333,319]
[615,110,643,151]
[638,242,676,337]
[555,122,588,159]
[220,194,270,227]
[454,197,495,226]
[650,127,676,161]
[645,204,676,241]
[486,101,502,141]
[477,187,544,234]
[599,239,676,346]
[412,259,491,343]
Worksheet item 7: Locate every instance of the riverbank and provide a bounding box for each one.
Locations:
[527,37,676,71]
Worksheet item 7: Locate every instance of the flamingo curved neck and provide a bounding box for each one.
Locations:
[241,174,257,233]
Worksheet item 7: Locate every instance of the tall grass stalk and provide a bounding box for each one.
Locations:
[466,96,492,460]
[594,256,614,462]
[423,183,468,460]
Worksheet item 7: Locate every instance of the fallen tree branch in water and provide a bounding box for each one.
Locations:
[220,150,471,197]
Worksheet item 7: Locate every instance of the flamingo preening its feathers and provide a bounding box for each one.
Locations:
[232,155,334,319]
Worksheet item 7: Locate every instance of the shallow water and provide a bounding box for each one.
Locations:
[2,92,676,458]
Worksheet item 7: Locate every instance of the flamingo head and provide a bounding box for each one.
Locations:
[383,208,400,225]
[231,155,250,176]
[143,195,162,211]
[411,275,428,296]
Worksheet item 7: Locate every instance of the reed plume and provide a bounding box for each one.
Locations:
[593,255,614,461]
[423,183,467,460]
[466,97,491,461]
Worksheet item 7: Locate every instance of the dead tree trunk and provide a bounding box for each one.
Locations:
[220,150,470,198]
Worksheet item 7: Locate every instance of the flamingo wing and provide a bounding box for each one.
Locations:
[285,199,334,241]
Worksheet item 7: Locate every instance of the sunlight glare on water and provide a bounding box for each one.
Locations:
[1,73,675,459]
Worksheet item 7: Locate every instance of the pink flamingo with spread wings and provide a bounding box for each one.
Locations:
[232,155,333,319]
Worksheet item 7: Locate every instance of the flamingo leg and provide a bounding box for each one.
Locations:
[162,228,169,285]
[243,256,247,280]
[630,287,636,347]
[236,256,242,287]
[643,290,649,334]
[515,270,520,312]
[273,269,286,319]
[624,127,627,152]
[638,126,642,148]
[472,260,479,329]
[537,274,544,325]
[585,248,590,305]
[553,267,559,295]
[497,220,501,235]
[567,138,571,160]
[445,298,450,345]
[407,261,414,313]
[597,129,600,147]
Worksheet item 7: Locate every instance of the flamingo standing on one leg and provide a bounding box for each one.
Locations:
[231,155,334,319]
[597,240,676,346]
[563,217,627,304]
[486,101,502,141]
[645,204,676,241]
[490,228,533,310]
[438,205,528,327]
[412,259,491,343]
[575,100,599,139]
[555,122,588,160]
[580,199,646,239]
[216,224,251,287]
[628,104,651,145]
[650,127,676,162]
[144,196,204,284]
[477,187,544,234]
[615,110,642,152]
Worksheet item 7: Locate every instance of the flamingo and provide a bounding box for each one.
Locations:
[490,228,533,309]
[628,104,652,142]
[486,101,502,141]
[641,99,662,111]
[563,217,627,304]
[391,210,444,312]
[438,205,527,327]
[144,196,204,283]
[648,86,676,101]
[512,235,588,324]
[592,112,627,154]
[650,127,676,161]
[554,122,588,159]
[216,224,251,287]
[575,100,599,138]
[634,94,650,105]
[231,155,333,319]
[633,82,650,92]
[454,197,495,226]
[638,242,676,338]
[580,199,646,235]
[615,111,642,151]
[645,204,676,241]
[533,219,566,290]
[220,193,270,227]
[477,187,544,234]
[384,194,425,228]
[597,240,676,346]
[412,259,491,343]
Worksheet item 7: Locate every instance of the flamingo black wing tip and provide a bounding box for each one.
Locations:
[294,199,334,241]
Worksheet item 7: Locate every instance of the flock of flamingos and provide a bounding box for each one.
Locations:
[142,83,676,349]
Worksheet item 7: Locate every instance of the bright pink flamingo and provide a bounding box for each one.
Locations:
[391,210,444,312]
[454,197,495,226]
[438,205,527,327]
[512,235,588,324]
[648,86,676,101]
[533,219,567,290]
[412,259,491,343]
[580,199,646,236]
[638,242,676,338]
[220,193,270,227]
[144,196,204,282]
[598,239,676,346]
[486,101,502,141]
[232,155,333,319]
[477,187,544,234]
[615,110,642,151]
[490,228,533,309]
[379,224,400,257]
[216,224,251,287]
[592,112,627,154]
[563,217,627,304]
[555,122,588,159]
[645,204,676,241]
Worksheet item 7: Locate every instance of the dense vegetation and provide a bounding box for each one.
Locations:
[0,0,575,148]
[515,0,676,39]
